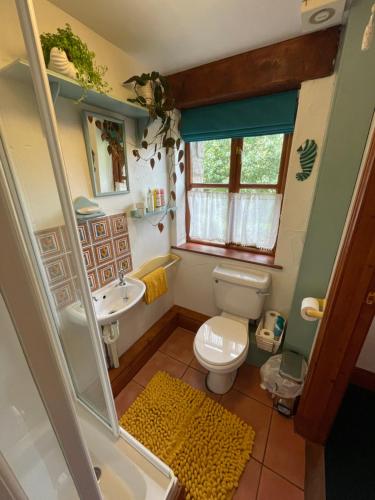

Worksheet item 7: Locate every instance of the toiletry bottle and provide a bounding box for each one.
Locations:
[147,188,153,212]
[156,189,162,208]
[153,188,158,209]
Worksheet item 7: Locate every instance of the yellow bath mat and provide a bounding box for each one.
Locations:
[141,267,168,304]
[119,371,255,499]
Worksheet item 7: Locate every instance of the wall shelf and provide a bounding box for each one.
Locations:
[0,58,149,119]
[129,207,175,220]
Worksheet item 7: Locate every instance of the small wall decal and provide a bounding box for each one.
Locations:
[296,139,317,181]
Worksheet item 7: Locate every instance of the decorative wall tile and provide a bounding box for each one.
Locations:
[44,255,70,286]
[51,280,76,309]
[89,217,111,243]
[87,269,99,292]
[110,214,127,236]
[93,240,114,266]
[97,261,117,288]
[82,246,95,270]
[116,255,133,274]
[77,222,90,246]
[35,213,131,309]
[113,235,130,258]
[35,227,64,259]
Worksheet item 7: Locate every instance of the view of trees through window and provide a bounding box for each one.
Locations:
[190,134,284,186]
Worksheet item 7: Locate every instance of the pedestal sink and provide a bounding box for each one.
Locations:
[92,277,146,326]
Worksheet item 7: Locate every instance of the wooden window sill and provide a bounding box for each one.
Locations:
[172,242,283,269]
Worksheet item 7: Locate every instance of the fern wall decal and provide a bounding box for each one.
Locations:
[296,139,317,181]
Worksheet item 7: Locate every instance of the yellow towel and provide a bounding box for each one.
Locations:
[142,267,168,304]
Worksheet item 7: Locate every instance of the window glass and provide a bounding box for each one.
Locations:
[190,139,231,184]
[240,134,283,184]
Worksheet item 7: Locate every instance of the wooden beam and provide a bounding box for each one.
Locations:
[167,27,341,109]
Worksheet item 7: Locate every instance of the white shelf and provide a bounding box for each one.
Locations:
[0,58,149,119]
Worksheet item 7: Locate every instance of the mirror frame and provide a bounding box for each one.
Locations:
[82,109,130,197]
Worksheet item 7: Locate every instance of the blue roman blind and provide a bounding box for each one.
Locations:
[181,90,298,142]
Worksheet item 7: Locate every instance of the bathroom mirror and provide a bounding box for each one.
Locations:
[82,110,129,197]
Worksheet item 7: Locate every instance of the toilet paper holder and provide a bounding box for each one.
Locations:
[303,298,326,320]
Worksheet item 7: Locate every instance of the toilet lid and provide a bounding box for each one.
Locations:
[194,316,248,366]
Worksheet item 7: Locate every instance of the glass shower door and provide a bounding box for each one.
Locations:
[0,0,117,432]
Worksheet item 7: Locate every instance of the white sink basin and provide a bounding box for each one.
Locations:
[92,277,146,325]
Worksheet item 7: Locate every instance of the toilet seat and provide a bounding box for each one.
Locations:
[194,316,248,367]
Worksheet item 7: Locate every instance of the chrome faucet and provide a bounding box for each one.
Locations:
[118,269,126,286]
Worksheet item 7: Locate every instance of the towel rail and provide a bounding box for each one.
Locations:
[130,253,181,280]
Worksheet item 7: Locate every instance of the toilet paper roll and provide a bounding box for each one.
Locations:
[259,328,274,342]
[264,310,281,331]
[301,297,320,321]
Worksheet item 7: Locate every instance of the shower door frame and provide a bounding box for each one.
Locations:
[0,149,102,499]
[13,0,119,435]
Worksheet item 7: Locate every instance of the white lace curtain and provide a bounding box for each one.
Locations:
[188,191,282,250]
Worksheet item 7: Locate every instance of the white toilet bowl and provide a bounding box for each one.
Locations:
[193,316,249,394]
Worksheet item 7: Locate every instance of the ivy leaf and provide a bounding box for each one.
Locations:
[157,222,164,233]
[88,115,93,123]
[150,158,155,169]
[172,172,177,184]
[170,190,176,201]
[132,149,140,161]
[179,162,185,174]
[170,210,175,221]
[176,138,181,150]
[143,128,148,139]
[164,137,175,148]
[157,151,162,161]
[178,150,184,162]
[95,120,102,130]
[141,140,148,149]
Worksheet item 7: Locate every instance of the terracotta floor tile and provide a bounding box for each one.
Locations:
[233,458,261,500]
[115,380,144,418]
[160,328,195,364]
[234,364,273,407]
[182,367,221,401]
[133,351,187,387]
[189,355,208,374]
[257,467,304,500]
[221,389,272,462]
[264,411,305,489]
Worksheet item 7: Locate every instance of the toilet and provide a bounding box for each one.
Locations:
[194,264,271,394]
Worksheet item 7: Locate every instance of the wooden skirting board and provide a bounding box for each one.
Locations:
[109,305,209,397]
[350,366,375,392]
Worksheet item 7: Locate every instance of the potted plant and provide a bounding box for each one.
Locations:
[124,72,184,233]
[123,72,182,160]
[40,23,110,96]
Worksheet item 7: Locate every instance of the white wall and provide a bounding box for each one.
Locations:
[0,0,173,357]
[356,318,375,373]
[172,76,336,317]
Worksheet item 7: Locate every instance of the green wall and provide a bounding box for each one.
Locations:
[285,0,375,359]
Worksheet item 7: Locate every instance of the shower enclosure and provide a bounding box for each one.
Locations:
[0,0,174,498]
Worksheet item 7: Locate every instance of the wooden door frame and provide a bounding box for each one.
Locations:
[295,125,375,444]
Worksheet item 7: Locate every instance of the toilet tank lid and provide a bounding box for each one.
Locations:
[212,264,271,290]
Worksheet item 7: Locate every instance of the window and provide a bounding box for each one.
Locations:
[185,134,292,254]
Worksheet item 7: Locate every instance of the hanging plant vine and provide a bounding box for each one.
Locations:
[123,72,184,233]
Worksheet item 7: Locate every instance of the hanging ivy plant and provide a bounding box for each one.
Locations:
[40,24,111,96]
[124,71,184,233]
